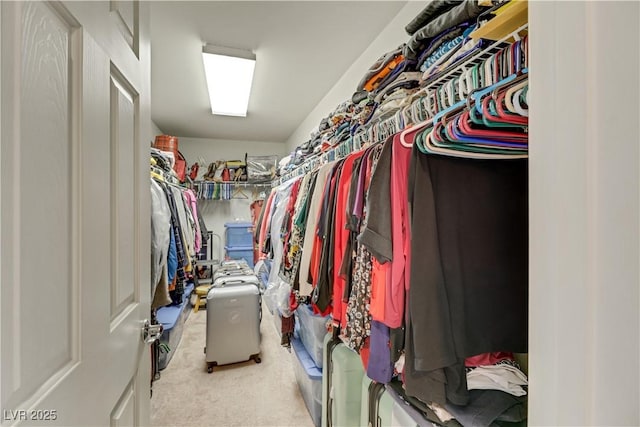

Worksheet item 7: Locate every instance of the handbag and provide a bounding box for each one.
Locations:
[174,151,187,182]
[189,162,200,181]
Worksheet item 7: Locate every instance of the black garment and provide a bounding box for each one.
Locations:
[406,146,528,406]
[312,162,343,311]
[445,389,527,427]
[405,0,462,35]
[390,326,404,364]
[358,136,394,263]
[404,0,486,59]
[340,155,364,301]
[198,214,208,247]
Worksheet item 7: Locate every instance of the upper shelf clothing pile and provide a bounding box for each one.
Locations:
[277,0,525,177]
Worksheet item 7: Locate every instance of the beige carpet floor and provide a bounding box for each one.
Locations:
[151,304,315,427]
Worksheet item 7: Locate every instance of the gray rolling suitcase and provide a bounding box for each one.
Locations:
[205,284,261,373]
[212,274,262,321]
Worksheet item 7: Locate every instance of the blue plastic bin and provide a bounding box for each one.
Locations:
[156,282,194,370]
[225,245,254,268]
[292,338,322,427]
[224,222,254,247]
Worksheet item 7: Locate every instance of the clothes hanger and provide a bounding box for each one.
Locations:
[456,111,528,144]
[494,90,529,124]
[424,127,528,159]
[400,117,433,148]
[503,80,528,113]
[447,78,458,106]
[469,72,523,115]
[423,90,437,118]
[231,184,248,200]
[483,91,529,126]
[513,88,529,117]
[471,95,521,128]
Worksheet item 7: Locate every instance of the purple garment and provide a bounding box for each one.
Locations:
[366,320,393,383]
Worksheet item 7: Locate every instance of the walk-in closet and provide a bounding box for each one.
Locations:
[0,1,637,427]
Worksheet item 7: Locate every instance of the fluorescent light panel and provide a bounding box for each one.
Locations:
[202,45,256,117]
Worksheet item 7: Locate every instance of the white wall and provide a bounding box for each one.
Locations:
[151,120,163,138]
[529,1,639,424]
[176,137,286,259]
[284,1,425,153]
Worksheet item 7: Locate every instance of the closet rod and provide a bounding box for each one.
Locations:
[194,181,272,187]
[152,177,187,190]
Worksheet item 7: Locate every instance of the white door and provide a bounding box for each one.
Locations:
[1,1,151,426]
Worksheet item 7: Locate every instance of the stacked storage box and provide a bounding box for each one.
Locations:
[291,304,330,427]
[224,222,255,268]
[295,304,329,369]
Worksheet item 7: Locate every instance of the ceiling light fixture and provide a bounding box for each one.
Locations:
[202,44,256,117]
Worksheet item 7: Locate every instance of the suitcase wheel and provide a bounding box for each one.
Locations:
[206,361,217,373]
[250,354,261,364]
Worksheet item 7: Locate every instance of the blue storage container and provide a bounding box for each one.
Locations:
[224,222,254,247]
[225,245,254,268]
[157,282,194,370]
[295,304,330,369]
[292,338,322,427]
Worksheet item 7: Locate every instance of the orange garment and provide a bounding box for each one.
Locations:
[363,55,405,92]
[168,276,177,292]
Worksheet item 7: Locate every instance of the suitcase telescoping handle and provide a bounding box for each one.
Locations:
[223,279,244,285]
[219,279,258,287]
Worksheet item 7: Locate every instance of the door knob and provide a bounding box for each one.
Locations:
[142,319,163,344]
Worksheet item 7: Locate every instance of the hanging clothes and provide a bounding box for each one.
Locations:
[298,161,336,297]
[150,179,172,309]
[281,172,316,288]
[310,161,344,315]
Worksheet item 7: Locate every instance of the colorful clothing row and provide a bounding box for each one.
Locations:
[150,151,203,309]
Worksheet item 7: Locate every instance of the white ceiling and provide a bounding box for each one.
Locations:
[150,1,407,143]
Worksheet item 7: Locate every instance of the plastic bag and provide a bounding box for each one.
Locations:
[247,155,278,182]
[263,277,292,317]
